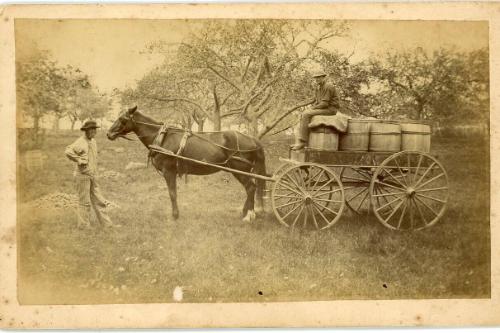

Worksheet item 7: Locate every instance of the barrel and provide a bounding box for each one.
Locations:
[369,122,401,152]
[308,126,339,151]
[339,119,380,151]
[400,121,431,152]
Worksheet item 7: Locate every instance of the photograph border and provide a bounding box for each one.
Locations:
[0,2,499,328]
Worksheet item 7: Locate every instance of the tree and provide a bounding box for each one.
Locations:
[140,20,349,137]
[16,49,68,144]
[368,47,475,121]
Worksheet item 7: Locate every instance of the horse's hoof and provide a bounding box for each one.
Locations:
[173,212,179,220]
[242,210,256,222]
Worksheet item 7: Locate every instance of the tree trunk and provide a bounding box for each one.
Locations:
[212,85,221,131]
[212,107,221,131]
[52,115,61,131]
[416,102,424,120]
[198,119,205,132]
[71,118,77,130]
[33,112,41,148]
[250,116,259,137]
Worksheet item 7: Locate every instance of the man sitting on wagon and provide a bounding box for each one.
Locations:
[291,69,341,150]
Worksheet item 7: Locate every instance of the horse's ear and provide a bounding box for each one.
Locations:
[128,105,137,114]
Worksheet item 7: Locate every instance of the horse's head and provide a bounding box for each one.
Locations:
[107,106,138,140]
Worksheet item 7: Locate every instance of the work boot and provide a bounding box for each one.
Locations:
[290,141,306,150]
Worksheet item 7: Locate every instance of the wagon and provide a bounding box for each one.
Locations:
[149,119,449,231]
[271,148,449,231]
[271,118,449,230]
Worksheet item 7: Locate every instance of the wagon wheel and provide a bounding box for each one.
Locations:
[271,163,345,230]
[272,162,293,179]
[369,151,449,230]
[340,154,380,214]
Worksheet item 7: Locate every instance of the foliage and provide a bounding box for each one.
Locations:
[17,47,111,142]
[367,47,489,124]
[125,20,349,136]
[16,48,68,142]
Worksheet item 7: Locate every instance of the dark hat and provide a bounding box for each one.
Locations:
[312,69,327,78]
[80,120,100,131]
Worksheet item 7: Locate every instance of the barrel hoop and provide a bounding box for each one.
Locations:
[402,131,431,135]
[370,132,402,135]
[344,132,370,135]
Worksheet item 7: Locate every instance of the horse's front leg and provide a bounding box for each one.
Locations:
[163,169,179,220]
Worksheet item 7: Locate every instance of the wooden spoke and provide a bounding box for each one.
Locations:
[284,173,304,194]
[309,206,319,230]
[277,180,303,196]
[374,180,405,191]
[308,167,323,187]
[376,195,404,213]
[274,199,303,209]
[414,162,437,188]
[413,154,423,184]
[416,173,445,190]
[382,199,405,225]
[374,184,393,210]
[274,193,302,199]
[414,196,439,219]
[396,200,408,229]
[314,197,344,203]
[416,186,448,193]
[393,158,409,187]
[380,166,407,189]
[313,201,339,217]
[313,187,343,197]
[372,191,406,198]
[413,196,428,228]
[355,189,370,212]
[371,152,448,230]
[345,186,368,200]
[272,164,344,230]
[311,169,325,189]
[408,197,415,229]
[311,177,336,196]
[291,204,305,228]
[416,193,447,204]
[341,175,371,183]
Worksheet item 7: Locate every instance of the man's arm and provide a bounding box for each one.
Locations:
[65,139,87,165]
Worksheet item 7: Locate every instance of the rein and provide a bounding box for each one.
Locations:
[117,112,261,154]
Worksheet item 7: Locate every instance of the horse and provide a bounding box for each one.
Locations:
[107,106,267,222]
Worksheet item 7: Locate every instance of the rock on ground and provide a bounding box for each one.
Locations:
[125,162,147,170]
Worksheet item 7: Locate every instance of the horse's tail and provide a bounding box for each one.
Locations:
[253,142,268,210]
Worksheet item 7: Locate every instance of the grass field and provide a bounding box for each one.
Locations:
[17,130,490,304]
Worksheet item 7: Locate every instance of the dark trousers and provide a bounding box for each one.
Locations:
[297,107,337,142]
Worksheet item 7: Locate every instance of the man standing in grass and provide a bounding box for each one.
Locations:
[65,120,116,230]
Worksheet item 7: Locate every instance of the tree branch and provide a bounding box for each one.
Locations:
[257,100,312,139]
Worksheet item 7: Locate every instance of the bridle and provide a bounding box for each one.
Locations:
[115,112,163,141]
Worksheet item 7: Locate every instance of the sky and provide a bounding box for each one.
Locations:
[15,19,489,94]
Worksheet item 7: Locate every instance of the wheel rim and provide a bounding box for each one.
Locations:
[273,163,292,179]
[370,151,449,230]
[340,166,372,214]
[271,164,345,230]
[340,154,380,214]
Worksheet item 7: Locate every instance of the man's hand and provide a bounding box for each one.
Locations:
[77,158,88,166]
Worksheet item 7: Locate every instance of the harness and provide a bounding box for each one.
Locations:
[122,112,259,173]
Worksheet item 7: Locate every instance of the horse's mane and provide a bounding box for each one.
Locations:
[135,110,164,126]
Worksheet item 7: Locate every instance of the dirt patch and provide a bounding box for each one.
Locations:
[28,192,78,209]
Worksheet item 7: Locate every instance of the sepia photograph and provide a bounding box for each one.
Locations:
[0,2,499,328]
